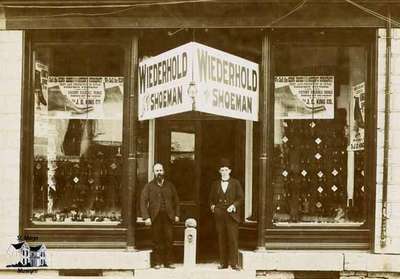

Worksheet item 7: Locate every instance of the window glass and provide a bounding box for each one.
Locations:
[272,44,368,225]
[170,131,196,201]
[32,45,124,225]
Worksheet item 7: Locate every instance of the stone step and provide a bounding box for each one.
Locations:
[134,264,255,279]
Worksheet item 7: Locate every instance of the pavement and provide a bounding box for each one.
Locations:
[0,264,256,279]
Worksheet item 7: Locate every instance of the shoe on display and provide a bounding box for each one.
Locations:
[153,264,161,269]
[231,265,241,271]
[217,264,228,269]
[164,264,175,269]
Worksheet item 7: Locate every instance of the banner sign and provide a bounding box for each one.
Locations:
[47,76,124,119]
[138,44,193,120]
[193,43,259,121]
[349,82,365,151]
[138,42,259,121]
[274,76,335,119]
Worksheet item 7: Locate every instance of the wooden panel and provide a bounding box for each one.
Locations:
[265,228,370,249]
[4,3,396,29]
[24,227,127,248]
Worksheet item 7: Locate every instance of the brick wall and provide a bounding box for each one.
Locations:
[375,28,400,253]
[0,31,23,263]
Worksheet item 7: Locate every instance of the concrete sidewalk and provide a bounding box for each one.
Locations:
[0,264,256,279]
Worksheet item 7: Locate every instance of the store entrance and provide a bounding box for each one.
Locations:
[156,114,243,262]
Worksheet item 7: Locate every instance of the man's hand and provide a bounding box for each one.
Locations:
[210,204,216,213]
[144,218,152,226]
[227,204,236,213]
[175,216,180,223]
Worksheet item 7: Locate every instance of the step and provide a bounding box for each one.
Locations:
[134,264,255,279]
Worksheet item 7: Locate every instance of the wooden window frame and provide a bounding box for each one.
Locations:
[20,30,138,248]
[263,29,377,250]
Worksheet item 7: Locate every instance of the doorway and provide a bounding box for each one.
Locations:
[156,114,245,262]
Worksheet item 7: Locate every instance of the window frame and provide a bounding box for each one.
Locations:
[20,30,137,248]
[264,29,377,249]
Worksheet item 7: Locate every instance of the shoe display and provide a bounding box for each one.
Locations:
[153,264,161,269]
[231,265,241,271]
[164,264,175,269]
[217,264,228,269]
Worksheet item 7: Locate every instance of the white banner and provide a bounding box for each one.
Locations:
[138,43,193,120]
[138,42,259,121]
[274,76,335,119]
[47,76,124,119]
[193,43,259,121]
[349,82,365,151]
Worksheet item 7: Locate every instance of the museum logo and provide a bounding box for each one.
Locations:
[6,238,47,268]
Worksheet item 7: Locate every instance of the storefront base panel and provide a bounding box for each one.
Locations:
[1,268,400,279]
[241,251,400,273]
[241,250,344,271]
[49,249,150,269]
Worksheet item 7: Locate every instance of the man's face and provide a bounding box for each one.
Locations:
[153,164,165,180]
[219,166,231,180]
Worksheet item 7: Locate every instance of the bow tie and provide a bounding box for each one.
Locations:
[221,179,229,182]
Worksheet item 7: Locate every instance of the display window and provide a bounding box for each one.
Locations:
[271,31,373,228]
[32,42,126,225]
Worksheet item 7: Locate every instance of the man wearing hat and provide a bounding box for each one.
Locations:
[209,158,244,270]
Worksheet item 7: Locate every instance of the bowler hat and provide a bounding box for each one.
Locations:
[219,158,232,169]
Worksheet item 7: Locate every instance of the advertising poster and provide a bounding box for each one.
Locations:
[47,76,124,119]
[138,42,259,121]
[33,61,49,157]
[349,82,365,151]
[274,76,335,119]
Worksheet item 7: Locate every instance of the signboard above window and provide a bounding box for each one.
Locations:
[138,42,259,121]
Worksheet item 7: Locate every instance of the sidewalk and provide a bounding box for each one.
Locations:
[0,264,256,279]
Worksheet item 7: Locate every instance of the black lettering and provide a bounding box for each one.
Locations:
[252,70,258,92]
[177,86,182,104]
[211,56,216,82]
[172,57,177,80]
[229,62,234,87]
[216,58,223,83]
[139,65,146,94]
[197,49,208,82]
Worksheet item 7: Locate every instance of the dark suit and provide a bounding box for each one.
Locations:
[209,178,244,267]
[140,179,180,266]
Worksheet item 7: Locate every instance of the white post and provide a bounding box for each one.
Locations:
[148,119,155,181]
[245,121,253,219]
[183,219,197,268]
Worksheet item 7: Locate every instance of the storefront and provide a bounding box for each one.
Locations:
[1,0,400,275]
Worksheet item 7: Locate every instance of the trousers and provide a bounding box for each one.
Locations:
[214,206,239,266]
[151,211,174,265]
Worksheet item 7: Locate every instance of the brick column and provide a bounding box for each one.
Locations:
[0,31,23,260]
[375,28,400,253]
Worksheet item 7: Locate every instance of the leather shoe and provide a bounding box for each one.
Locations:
[217,264,228,269]
[231,265,241,271]
[153,264,161,269]
[164,264,176,269]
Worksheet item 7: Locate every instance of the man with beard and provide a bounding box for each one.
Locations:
[209,158,244,271]
[140,163,180,269]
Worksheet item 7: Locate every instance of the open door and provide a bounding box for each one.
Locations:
[155,115,245,263]
[156,119,201,222]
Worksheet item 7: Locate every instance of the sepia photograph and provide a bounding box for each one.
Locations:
[0,0,399,278]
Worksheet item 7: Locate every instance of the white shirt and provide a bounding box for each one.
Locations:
[221,181,229,193]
